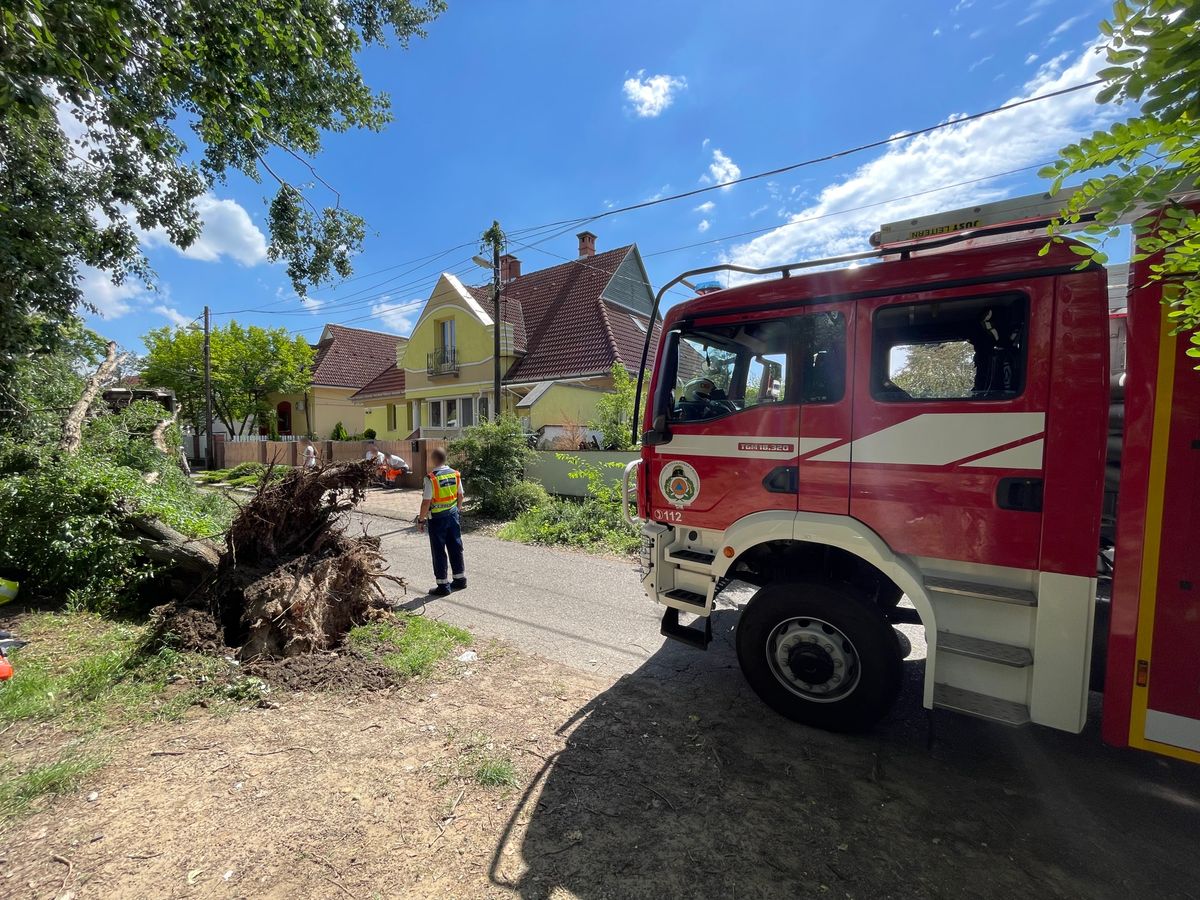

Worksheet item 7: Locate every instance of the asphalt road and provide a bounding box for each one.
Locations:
[357,511,927,678]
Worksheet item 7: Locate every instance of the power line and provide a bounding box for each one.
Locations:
[508,78,1104,232]
[642,162,1050,259]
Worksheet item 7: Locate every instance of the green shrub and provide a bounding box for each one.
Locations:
[228,461,266,479]
[363,427,377,439]
[499,453,637,554]
[0,439,232,613]
[485,480,548,519]
[449,415,534,518]
[331,421,350,441]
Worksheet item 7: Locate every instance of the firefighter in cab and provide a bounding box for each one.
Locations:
[417,447,467,597]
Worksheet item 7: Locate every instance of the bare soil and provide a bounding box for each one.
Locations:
[3,624,1200,900]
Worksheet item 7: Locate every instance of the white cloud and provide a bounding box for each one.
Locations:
[78,266,153,319]
[969,54,994,72]
[970,27,987,39]
[140,193,267,266]
[933,27,943,36]
[643,184,671,202]
[694,200,715,214]
[1018,11,1040,25]
[724,41,1117,273]
[153,305,192,327]
[749,204,770,218]
[371,296,420,335]
[697,219,711,233]
[622,70,687,118]
[702,137,711,149]
[1025,52,1039,64]
[1049,14,1086,38]
[701,149,741,190]
[953,0,974,11]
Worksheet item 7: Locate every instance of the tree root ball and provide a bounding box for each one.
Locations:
[152,461,404,658]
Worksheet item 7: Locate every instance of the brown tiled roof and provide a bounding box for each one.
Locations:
[351,363,406,400]
[476,246,654,383]
[311,324,402,388]
[466,283,529,353]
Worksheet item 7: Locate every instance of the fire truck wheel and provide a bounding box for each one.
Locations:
[736,581,903,732]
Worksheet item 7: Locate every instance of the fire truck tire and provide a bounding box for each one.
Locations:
[735,580,903,732]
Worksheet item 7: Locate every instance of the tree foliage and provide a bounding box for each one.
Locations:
[591,363,645,450]
[1043,0,1200,356]
[891,342,976,399]
[141,321,313,435]
[0,0,445,386]
[448,415,535,518]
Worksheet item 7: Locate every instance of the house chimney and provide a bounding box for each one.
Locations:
[577,231,597,258]
[500,254,521,282]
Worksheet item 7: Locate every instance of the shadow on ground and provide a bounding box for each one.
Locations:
[489,608,1200,900]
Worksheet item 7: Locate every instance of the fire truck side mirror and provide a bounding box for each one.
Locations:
[643,413,671,447]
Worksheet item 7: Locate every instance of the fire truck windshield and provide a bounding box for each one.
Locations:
[658,313,845,423]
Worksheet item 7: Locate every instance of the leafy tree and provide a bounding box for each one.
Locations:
[141,321,313,435]
[0,320,108,443]
[891,342,975,399]
[1042,0,1200,357]
[592,363,646,450]
[0,0,445,392]
[448,415,534,517]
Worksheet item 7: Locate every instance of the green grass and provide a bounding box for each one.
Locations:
[0,612,258,822]
[347,614,471,678]
[0,614,232,728]
[472,752,519,788]
[0,755,103,818]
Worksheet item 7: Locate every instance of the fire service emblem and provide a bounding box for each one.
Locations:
[660,460,701,508]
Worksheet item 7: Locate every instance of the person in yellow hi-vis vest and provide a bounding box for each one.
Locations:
[417,447,466,597]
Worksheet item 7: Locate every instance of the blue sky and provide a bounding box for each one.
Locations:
[77,0,1118,352]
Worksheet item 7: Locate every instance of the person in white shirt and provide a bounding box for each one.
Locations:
[303,442,318,469]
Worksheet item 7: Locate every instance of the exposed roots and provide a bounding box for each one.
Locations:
[154,460,404,658]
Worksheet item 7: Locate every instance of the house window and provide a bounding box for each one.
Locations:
[478,395,489,422]
[445,398,458,428]
[461,397,475,427]
[386,403,397,432]
[872,294,1027,401]
[430,400,442,427]
[412,402,421,429]
[438,318,455,351]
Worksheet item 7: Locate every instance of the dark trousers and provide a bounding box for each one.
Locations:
[428,509,465,585]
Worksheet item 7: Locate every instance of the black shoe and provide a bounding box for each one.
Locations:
[451,578,467,592]
[429,584,452,597]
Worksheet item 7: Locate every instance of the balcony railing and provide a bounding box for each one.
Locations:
[427,346,458,376]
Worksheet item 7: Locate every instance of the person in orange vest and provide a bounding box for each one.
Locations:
[417,447,466,597]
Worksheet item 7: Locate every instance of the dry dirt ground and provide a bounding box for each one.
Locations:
[4,612,1200,900]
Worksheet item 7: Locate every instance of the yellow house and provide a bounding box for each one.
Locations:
[269,324,406,439]
[353,232,659,447]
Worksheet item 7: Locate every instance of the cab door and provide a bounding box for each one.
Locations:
[646,312,800,532]
[840,282,1053,570]
[794,302,854,515]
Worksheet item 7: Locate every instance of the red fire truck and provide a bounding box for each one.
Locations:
[624,191,1200,763]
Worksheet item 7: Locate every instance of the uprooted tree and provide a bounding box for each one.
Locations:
[148,461,404,658]
[2,342,403,657]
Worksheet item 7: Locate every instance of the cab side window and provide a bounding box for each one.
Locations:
[872,294,1027,402]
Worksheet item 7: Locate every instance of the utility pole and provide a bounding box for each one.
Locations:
[203,305,214,470]
[481,221,505,420]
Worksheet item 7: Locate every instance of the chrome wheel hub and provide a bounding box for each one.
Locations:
[766,617,861,703]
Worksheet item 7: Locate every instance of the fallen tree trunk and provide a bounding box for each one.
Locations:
[59,340,123,455]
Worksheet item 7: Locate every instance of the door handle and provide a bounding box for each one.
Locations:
[996,477,1043,512]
